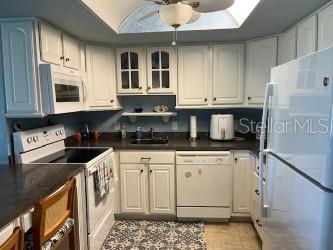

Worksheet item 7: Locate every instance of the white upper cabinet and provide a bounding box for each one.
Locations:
[116,47,145,94]
[297,15,317,58]
[278,28,296,65]
[2,21,41,115]
[86,45,119,108]
[177,46,210,106]
[39,23,81,70]
[146,47,176,94]
[212,44,244,105]
[246,37,277,104]
[39,23,63,65]
[62,34,81,70]
[318,3,333,51]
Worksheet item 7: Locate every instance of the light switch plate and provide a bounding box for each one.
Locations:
[172,121,178,131]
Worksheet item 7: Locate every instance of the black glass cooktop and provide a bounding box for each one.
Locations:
[33,148,108,164]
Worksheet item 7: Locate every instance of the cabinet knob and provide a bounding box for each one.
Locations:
[213,97,217,101]
[140,169,144,174]
[147,86,151,92]
[138,86,142,90]
[256,219,263,227]
[204,98,208,102]
[323,77,330,87]
[248,96,252,100]
[255,189,260,196]
[110,99,114,103]
[65,58,70,62]
[60,56,64,60]
[150,170,153,174]
[235,158,238,162]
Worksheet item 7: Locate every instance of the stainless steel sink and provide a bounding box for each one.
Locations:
[130,138,169,145]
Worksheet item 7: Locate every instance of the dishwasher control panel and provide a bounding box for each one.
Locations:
[176,151,231,165]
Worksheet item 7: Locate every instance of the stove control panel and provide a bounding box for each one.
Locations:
[13,124,66,154]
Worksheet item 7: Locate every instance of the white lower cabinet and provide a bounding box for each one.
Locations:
[149,164,175,215]
[119,152,175,216]
[232,152,253,214]
[120,164,147,214]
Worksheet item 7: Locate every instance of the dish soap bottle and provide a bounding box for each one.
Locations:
[136,127,143,139]
[121,124,127,139]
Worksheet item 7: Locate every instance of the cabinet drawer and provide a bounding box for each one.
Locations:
[252,201,263,239]
[0,222,15,245]
[119,151,175,164]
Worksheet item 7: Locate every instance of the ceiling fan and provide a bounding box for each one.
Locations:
[140,0,235,44]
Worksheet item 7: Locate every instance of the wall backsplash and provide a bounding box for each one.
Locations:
[9,96,263,137]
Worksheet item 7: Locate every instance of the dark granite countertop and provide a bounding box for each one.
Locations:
[0,163,83,229]
[66,133,260,157]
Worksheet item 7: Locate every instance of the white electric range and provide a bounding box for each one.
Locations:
[13,124,116,250]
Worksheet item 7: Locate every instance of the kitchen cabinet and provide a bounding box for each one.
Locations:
[177,45,210,106]
[86,45,119,109]
[297,15,317,58]
[278,27,296,65]
[120,164,147,214]
[119,151,175,215]
[246,37,277,104]
[39,23,81,70]
[318,3,333,51]
[116,47,145,94]
[147,47,176,94]
[62,34,81,70]
[1,21,42,116]
[232,152,252,214]
[149,164,175,215]
[212,44,244,105]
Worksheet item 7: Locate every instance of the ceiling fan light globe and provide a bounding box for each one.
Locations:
[159,3,193,27]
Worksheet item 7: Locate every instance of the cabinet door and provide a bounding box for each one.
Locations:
[116,48,145,94]
[246,37,277,104]
[212,44,244,105]
[2,22,40,114]
[39,23,63,65]
[86,45,116,107]
[120,164,146,213]
[149,164,175,215]
[63,34,80,70]
[297,15,317,58]
[232,152,252,213]
[147,47,176,94]
[318,4,333,50]
[177,46,210,106]
[278,28,296,65]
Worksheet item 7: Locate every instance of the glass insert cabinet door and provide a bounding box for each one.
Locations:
[147,47,176,94]
[116,48,145,94]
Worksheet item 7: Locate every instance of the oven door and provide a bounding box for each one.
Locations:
[85,156,115,249]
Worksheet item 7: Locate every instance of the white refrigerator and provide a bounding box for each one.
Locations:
[260,47,333,250]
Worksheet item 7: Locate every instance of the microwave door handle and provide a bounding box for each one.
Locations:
[82,80,87,103]
[259,82,274,218]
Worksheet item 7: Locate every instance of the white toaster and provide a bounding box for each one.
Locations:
[210,114,235,141]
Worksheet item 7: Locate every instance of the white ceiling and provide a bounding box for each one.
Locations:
[0,0,330,44]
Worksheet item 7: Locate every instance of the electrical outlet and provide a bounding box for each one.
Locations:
[172,121,178,131]
[114,121,121,131]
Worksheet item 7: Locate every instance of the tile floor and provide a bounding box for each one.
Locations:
[204,222,262,250]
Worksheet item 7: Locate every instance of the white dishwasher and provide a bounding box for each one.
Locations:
[176,151,231,220]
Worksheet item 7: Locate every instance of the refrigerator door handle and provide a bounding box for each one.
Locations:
[259,82,274,218]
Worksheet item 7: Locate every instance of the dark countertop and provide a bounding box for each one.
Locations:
[66,133,260,157]
[0,163,84,229]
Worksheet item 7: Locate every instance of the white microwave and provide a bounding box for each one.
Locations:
[40,64,86,114]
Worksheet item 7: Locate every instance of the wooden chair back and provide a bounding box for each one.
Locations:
[0,227,24,250]
[33,178,76,249]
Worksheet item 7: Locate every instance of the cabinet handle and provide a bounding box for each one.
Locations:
[138,86,142,90]
[65,58,70,62]
[141,157,151,162]
[255,189,260,196]
[256,219,263,227]
[60,56,64,60]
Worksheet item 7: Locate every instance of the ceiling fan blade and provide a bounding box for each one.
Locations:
[187,10,201,24]
[144,0,167,5]
[138,10,159,22]
[188,0,235,12]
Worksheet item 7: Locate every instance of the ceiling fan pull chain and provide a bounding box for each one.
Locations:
[172,28,177,46]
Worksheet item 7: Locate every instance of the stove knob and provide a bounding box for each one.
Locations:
[55,131,59,136]
[27,137,32,144]
[59,130,63,135]
[33,136,38,142]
